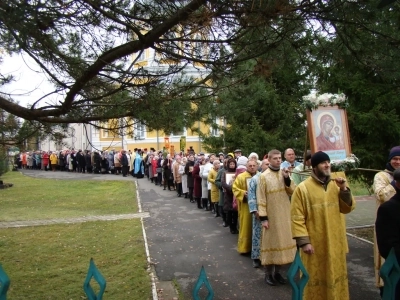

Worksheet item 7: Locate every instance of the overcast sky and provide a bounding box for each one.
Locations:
[1,53,54,107]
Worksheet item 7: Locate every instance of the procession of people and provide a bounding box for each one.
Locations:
[142,147,357,300]
[14,148,149,177]
[13,144,400,299]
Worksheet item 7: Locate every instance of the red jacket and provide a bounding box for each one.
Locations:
[151,159,158,176]
[42,153,49,165]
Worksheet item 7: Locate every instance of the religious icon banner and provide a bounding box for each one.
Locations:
[225,172,235,185]
[306,105,351,161]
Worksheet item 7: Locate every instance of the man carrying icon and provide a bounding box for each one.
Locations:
[291,151,355,300]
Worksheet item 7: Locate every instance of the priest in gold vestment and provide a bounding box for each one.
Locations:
[291,151,355,300]
[257,149,296,286]
[233,159,258,254]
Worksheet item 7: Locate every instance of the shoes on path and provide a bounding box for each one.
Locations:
[274,273,286,285]
[265,275,277,286]
[252,259,261,268]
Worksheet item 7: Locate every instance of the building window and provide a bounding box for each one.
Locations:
[171,127,186,137]
[102,129,109,138]
[134,121,146,140]
[211,118,220,136]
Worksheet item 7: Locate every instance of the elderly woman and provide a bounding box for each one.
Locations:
[157,153,163,186]
[185,154,195,202]
[151,155,159,185]
[27,152,34,169]
[58,151,65,171]
[148,153,154,182]
[163,154,174,190]
[181,157,189,199]
[222,158,238,234]
[192,157,203,209]
[49,151,58,171]
[200,157,210,210]
[248,152,261,170]
[208,160,221,216]
[173,155,183,197]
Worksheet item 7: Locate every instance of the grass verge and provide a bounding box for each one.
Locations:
[0,171,151,299]
[348,179,371,196]
[347,227,374,242]
[0,220,151,299]
[0,171,138,221]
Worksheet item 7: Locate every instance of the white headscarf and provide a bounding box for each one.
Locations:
[237,156,248,167]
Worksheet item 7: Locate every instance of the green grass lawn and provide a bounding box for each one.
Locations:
[0,172,138,221]
[0,171,151,299]
[348,179,371,196]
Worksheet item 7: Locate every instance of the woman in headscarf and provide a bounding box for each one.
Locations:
[27,152,33,169]
[157,153,163,186]
[133,150,144,178]
[181,156,189,199]
[101,151,109,174]
[222,158,238,234]
[185,154,195,202]
[58,151,65,171]
[192,156,203,209]
[93,151,101,173]
[148,153,154,182]
[162,154,174,190]
[173,155,183,197]
[152,154,159,185]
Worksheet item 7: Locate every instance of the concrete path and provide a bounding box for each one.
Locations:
[136,177,380,300]
[346,195,376,228]
[13,169,380,300]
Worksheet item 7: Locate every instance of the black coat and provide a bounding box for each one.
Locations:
[85,154,92,166]
[375,192,400,260]
[375,191,400,298]
[185,160,195,188]
[71,153,77,167]
[58,153,65,167]
[76,152,86,167]
[121,153,129,166]
[93,153,101,169]
[221,162,237,212]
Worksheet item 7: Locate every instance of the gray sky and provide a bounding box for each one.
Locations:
[1,53,54,107]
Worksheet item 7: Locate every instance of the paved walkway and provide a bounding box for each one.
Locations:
[346,195,376,228]
[6,170,380,300]
[137,176,379,300]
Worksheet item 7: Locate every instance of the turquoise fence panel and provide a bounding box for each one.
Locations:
[83,258,106,300]
[0,264,10,300]
[287,250,309,300]
[380,248,400,300]
[192,266,214,300]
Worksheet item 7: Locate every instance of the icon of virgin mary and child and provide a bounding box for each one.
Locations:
[316,114,345,151]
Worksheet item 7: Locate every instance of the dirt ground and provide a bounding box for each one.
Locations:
[347,227,374,242]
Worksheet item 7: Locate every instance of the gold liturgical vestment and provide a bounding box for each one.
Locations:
[291,172,355,300]
[257,168,296,265]
[232,171,253,254]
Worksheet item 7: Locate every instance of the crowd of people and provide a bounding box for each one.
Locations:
[13,144,400,299]
[143,147,356,300]
[14,148,149,177]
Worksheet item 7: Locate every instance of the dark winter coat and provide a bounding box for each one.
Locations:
[221,159,237,212]
[192,163,202,198]
[185,160,195,188]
